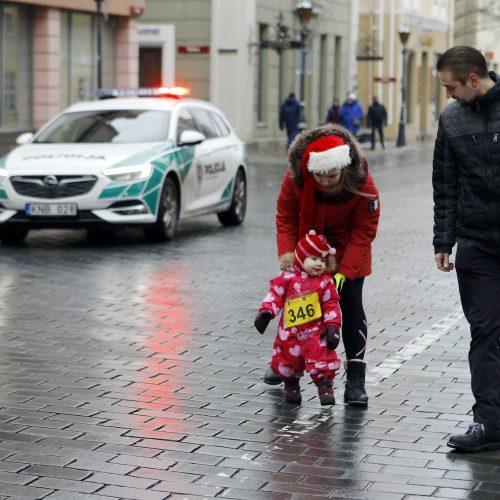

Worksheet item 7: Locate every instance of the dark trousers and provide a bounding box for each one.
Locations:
[340,278,367,360]
[287,128,299,148]
[370,124,384,149]
[455,238,500,429]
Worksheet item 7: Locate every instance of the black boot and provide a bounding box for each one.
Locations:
[344,360,368,406]
[283,378,302,404]
[263,366,283,385]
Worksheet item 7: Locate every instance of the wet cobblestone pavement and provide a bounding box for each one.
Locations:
[0,141,498,499]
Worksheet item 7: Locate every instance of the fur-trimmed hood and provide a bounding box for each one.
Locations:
[287,124,365,187]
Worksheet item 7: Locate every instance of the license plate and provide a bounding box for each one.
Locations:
[26,203,78,217]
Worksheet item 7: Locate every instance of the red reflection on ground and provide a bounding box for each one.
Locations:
[127,263,195,446]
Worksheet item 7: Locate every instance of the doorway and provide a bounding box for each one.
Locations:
[139,47,162,87]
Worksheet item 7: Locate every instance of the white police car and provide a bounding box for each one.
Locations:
[0,87,248,243]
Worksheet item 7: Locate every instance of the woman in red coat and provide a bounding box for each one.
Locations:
[264,124,380,406]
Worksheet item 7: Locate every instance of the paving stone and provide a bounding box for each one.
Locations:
[0,484,52,498]
[94,485,168,499]
[22,464,91,481]
[84,471,158,489]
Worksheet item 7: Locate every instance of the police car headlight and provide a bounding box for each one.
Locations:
[103,164,152,181]
[0,169,8,182]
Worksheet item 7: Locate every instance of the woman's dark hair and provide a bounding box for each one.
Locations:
[436,46,488,85]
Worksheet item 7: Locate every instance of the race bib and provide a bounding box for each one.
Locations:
[284,292,321,328]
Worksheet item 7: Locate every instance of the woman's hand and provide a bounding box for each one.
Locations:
[333,272,346,291]
[279,252,295,271]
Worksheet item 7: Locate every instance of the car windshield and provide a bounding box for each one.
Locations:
[33,109,171,144]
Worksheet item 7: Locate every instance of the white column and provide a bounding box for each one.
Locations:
[210,0,257,141]
[349,0,360,93]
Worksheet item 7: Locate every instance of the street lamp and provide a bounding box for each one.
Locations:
[396,28,411,147]
[295,1,314,131]
[95,0,104,90]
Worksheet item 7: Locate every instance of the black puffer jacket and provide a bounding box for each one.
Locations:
[433,72,500,254]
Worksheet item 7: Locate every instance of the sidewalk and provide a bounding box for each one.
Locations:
[0,137,497,499]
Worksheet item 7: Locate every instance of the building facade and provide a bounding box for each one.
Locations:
[139,0,355,146]
[357,0,454,143]
[455,0,499,73]
[0,0,145,152]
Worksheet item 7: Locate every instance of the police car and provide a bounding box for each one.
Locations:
[0,87,248,243]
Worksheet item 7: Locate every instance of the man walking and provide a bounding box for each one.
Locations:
[279,92,301,148]
[367,96,387,150]
[433,45,500,452]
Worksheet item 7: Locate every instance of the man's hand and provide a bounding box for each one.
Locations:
[254,311,272,334]
[321,325,340,350]
[333,272,346,292]
[435,252,454,272]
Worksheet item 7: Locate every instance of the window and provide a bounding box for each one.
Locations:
[191,108,218,139]
[60,11,116,106]
[176,108,199,143]
[211,113,231,137]
[34,110,171,144]
[0,3,32,129]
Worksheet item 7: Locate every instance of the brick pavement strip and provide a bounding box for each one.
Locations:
[0,144,499,498]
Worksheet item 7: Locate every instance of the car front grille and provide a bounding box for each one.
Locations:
[10,175,98,199]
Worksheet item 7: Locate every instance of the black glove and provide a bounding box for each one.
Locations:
[254,311,272,334]
[321,325,340,350]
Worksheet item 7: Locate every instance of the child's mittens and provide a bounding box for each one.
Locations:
[321,325,340,350]
[254,311,273,334]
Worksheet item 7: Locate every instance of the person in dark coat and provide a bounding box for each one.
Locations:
[279,92,301,148]
[433,45,500,453]
[367,96,387,150]
[325,98,341,124]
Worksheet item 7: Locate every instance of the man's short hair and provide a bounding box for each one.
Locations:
[436,46,488,85]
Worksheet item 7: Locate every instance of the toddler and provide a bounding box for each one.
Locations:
[255,230,341,405]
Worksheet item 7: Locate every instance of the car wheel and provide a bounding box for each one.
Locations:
[217,169,247,226]
[144,176,179,242]
[0,227,29,244]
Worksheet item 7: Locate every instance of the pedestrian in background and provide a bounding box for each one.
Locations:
[433,45,500,452]
[339,93,364,135]
[254,230,341,406]
[262,124,380,407]
[367,96,387,150]
[279,92,301,148]
[325,98,341,124]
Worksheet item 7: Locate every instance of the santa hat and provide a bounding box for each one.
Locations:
[298,135,351,237]
[295,230,336,271]
[305,135,351,174]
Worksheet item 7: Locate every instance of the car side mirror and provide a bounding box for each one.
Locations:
[178,130,206,146]
[16,132,34,145]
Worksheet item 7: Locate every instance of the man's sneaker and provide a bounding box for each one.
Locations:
[283,378,301,404]
[447,422,500,452]
[263,366,283,385]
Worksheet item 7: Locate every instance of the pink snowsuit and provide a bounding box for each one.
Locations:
[259,268,342,384]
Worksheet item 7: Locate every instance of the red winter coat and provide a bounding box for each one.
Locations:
[276,124,380,281]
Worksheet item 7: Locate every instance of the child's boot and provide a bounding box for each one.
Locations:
[283,378,302,404]
[317,378,335,406]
